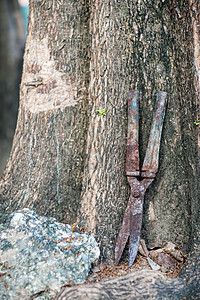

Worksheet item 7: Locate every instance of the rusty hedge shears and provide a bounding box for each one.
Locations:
[115,90,167,267]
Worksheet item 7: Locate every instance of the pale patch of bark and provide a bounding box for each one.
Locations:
[21,32,85,113]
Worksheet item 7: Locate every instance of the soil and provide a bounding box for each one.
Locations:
[61,253,185,289]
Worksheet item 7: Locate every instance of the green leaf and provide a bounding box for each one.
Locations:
[95,108,106,116]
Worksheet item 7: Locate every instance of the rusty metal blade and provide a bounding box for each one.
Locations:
[126,90,140,177]
[142,91,168,177]
[129,212,143,267]
[115,201,131,265]
[128,178,153,267]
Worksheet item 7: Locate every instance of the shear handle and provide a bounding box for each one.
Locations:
[126,90,140,177]
[141,91,167,177]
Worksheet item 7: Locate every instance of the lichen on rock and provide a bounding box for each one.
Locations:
[0,208,100,299]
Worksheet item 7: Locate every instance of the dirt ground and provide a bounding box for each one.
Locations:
[61,250,185,289]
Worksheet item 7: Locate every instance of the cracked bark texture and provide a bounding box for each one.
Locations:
[77,0,198,261]
[0,0,90,223]
[0,0,199,298]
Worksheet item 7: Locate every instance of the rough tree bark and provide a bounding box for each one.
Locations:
[0,0,89,223]
[77,0,198,260]
[0,0,25,176]
[0,0,199,298]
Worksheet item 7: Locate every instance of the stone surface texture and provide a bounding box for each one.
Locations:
[0,208,100,299]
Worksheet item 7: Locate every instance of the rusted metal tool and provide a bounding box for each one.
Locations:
[115,90,167,267]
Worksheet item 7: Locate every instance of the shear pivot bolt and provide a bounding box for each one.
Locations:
[132,188,140,198]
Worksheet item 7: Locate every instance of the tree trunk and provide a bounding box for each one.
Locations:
[77,0,198,260]
[0,0,25,176]
[0,0,199,298]
[0,0,90,223]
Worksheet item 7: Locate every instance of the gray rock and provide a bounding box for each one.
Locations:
[0,208,100,299]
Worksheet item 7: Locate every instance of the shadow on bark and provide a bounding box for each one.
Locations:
[0,0,25,176]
